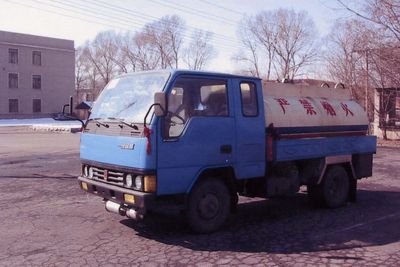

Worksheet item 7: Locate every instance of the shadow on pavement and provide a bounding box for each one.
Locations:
[120,189,400,254]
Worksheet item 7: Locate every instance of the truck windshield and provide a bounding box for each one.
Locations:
[89,72,170,123]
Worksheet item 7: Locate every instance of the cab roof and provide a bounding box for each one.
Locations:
[117,69,261,81]
[171,69,261,81]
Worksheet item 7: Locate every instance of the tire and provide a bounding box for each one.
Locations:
[321,165,350,208]
[186,178,231,233]
[307,184,324,208]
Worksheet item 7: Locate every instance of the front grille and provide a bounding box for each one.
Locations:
[92,166,124,186]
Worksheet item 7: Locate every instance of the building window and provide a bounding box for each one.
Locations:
[33,99,42,113]
[32,51,41,66]
[8,48,18,64]
[85,94,93,101]
[33,75,42,89]
[9,99,19,113]
[8,73,18,88]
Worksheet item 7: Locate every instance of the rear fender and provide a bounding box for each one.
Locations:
[317,155,355,184]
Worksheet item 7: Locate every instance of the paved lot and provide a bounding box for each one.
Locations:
[0,129,399,266]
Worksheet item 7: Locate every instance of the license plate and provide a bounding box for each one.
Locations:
[81,182,88,191]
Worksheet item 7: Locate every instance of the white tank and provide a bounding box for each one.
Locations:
[263,82,368,137]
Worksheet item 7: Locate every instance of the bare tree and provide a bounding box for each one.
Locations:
[120,31,160,72]
[111,33,128,74]
[75,46,87,90]
[272,9,318,80]
[251,13,277,80]
[236,8,318,80]
[76,43,101,91]
[83,31,120,90]
[324,19,367,99]
[335,0,400,88]
[337,0,400,41]
[233,17,262,77]
[144,15,185,69]
[183,30,216,70]
[74,15,215,100]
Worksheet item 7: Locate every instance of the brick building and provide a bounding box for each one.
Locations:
[373,87,400,139]
[0,30,74,119]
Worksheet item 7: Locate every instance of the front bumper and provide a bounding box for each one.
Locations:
[78,176,155,213]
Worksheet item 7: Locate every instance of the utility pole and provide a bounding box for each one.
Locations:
[352,48,370,114]
[365,49,369,116]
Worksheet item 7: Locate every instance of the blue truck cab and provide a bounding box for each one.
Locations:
[78,70,376,233]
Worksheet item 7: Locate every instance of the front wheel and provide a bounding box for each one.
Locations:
[186,178,231,233]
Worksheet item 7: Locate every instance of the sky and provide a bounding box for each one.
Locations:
[0,0,353,74]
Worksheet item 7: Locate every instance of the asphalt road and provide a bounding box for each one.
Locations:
[0,129,399,266]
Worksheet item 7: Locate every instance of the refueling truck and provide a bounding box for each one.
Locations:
[78,70,376,233]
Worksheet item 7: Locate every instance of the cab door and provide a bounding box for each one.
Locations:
[156,75,236,195]
[233,79,265,179]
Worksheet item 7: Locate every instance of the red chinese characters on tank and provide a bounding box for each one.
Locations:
[275,98,354,117]
[340,103,354,116]
[274,98,290,114]
[320,101,336,116]
[299,99,317,115]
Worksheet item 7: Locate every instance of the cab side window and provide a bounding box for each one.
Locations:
[166,77,228,138]
[240,82,258,117]
[200,84,228,116]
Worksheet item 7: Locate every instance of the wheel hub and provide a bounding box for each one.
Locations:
[328,176,340,197]
[198,193,220,219]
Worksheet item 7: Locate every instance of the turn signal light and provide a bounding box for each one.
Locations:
[144,175,156,193]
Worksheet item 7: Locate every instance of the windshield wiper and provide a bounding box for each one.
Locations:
[107,117,139,130]
[88,118,109,128]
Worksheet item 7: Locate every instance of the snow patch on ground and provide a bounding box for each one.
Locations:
[0,118,82,132]
[0,118,81,127]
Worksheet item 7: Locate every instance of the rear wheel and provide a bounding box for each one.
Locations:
[322,165,350,208]
[307,165,350,208]
[186,178,231,233]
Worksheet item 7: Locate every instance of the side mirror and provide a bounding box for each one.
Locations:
[154,92,166,116]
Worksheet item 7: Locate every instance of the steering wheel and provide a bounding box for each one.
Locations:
[169,112,186,125]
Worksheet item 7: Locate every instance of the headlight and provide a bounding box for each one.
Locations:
[125,174,133,187]
[88,167,94,178]
[83,165,88,177]
[135,175,143,190]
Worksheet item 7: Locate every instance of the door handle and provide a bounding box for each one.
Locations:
[220,145,232,154]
